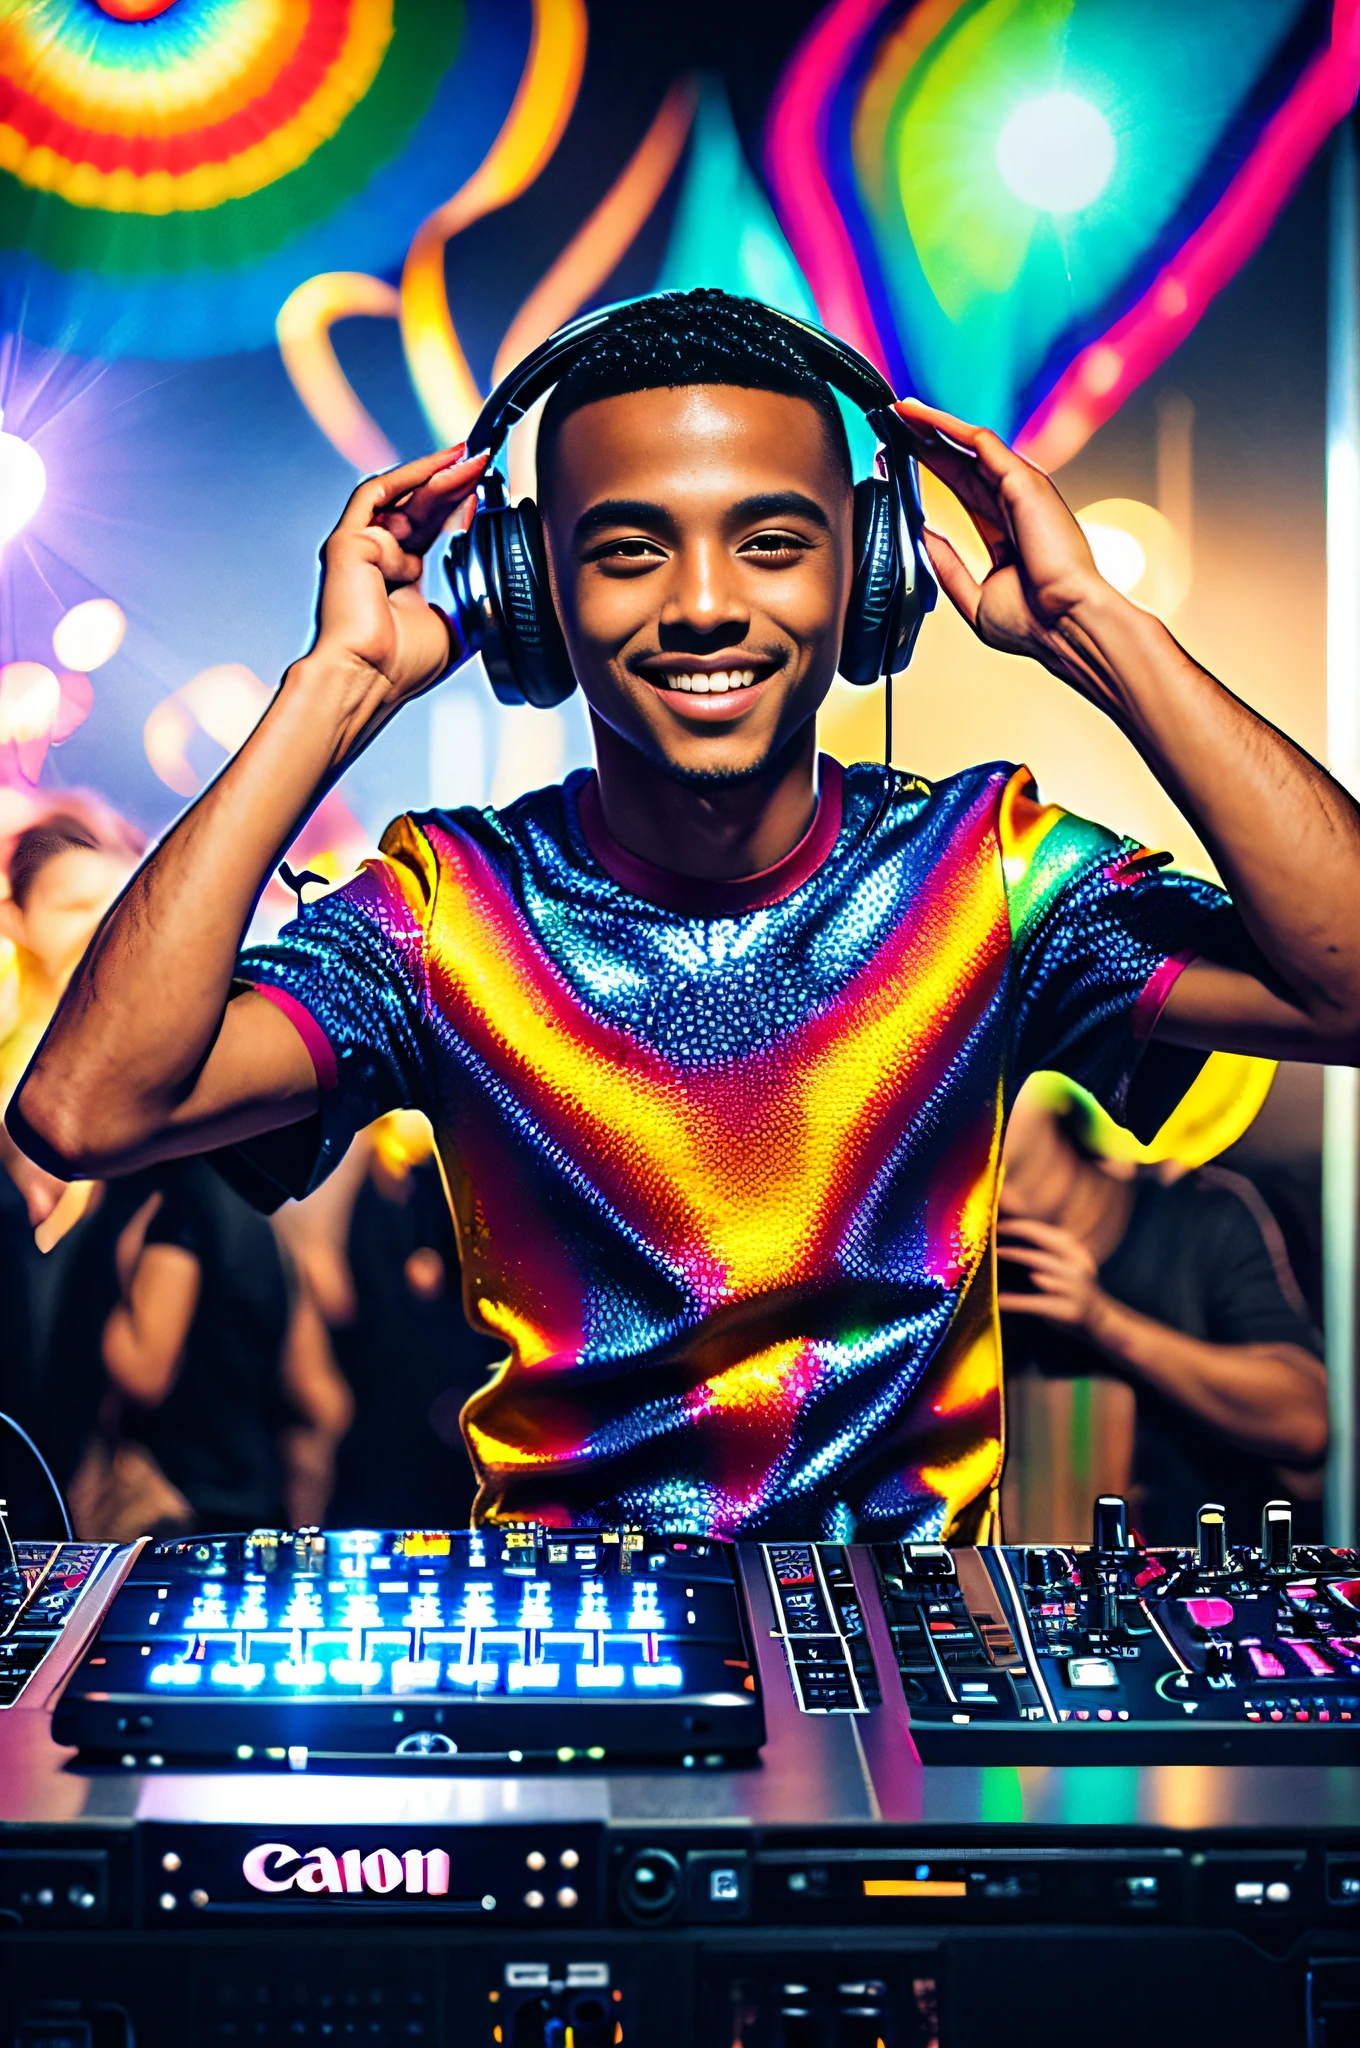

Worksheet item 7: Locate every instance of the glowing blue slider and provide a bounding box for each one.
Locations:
[210,1661,266,1689]
[626,1583,664,1630]
[508,1662,560,1689]
[328,1658,382,1688]
[574,1664,625,1688]
[149,1660,202,1687]
[391,1657,442,1691]
[576,1583,612,1631]
[633,1664,683,1688]
[447,1661,499,1687]
[273,1657,326,1686]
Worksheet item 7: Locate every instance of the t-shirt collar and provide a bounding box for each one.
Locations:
[576,755,845,916]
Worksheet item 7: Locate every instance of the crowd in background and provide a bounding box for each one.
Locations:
[0,798,1331,1549]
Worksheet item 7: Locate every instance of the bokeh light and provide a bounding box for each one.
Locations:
[995,93,1116,216]
[0,663,60,745]
[52,599,127,674]
[1077,498,1191,615]
[0,418,46,545]
[144,664,271,797]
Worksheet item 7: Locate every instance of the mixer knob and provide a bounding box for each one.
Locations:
[1196,1503,1227,1573]
[1092,1496,1128,1553]
[1261,1500,1293,1573]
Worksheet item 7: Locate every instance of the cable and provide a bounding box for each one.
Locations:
[884,668,893,768]
[0,1411,74,1541]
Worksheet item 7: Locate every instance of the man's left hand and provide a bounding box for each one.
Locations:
[996,1216,1115,1339]
[893,395,1117,691]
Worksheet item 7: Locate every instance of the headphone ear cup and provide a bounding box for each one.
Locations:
[444,496,577,709]
[839,477,903,686]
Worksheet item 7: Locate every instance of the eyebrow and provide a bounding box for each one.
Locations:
[573,489,833,549]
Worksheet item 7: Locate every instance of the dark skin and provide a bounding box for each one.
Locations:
[9,382,1360,1181]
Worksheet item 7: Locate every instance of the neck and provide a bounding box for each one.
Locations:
[589,715,820,881]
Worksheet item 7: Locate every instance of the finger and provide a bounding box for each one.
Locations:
[327,526,424,589]
[380,451,489,553]
[896,396,1043,484]
[337,446,480,536]
[922,528,982,629]
[996,1217,1080,1248]
[996,1293,1067,1319]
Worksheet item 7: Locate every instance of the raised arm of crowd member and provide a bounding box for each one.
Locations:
[8,446,487,1181]
[101,1190,200,1408]
[897,398,1360,1066]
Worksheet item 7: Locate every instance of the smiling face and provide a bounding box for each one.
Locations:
[539,383,855,783]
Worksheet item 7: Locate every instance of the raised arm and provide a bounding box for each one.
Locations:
[8,447,486,1180]
[897,397,1360,1066]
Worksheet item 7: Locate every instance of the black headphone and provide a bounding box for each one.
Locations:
[445,294,936,710]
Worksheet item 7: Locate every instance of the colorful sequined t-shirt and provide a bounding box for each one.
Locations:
[237,758,1228,1542]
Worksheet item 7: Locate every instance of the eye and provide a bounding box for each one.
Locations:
[738,529,811,560]
[584,536,667,565]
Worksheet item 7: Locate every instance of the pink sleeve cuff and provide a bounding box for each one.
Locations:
[251,983,339,1092]
[1131,949,1196,1044]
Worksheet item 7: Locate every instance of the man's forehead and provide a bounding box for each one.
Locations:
[542,382,845,502]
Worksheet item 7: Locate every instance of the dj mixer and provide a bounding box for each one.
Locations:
[3,1497,1360,2046]
[29,1496,1360,1768]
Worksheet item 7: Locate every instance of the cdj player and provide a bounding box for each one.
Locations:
[5,1497,1360,2047]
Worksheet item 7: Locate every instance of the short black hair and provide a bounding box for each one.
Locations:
[535,289,854,502]
[8,816,99,910]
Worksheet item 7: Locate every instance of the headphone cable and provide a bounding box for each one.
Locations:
[0,1410,74,1541]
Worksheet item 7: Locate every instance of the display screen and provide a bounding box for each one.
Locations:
[78,1528,752,1709]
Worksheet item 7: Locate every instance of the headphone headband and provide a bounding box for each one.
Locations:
[464,293,900,462]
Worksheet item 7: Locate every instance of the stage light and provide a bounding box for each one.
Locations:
[1080,522,1146,594]
[0,417,46,546]
[1075,497,1190,616]
[0,663,60,745]
[52,599,126,673]
[995,93,1115,216]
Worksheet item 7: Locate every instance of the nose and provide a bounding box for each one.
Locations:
[657,534,750,650]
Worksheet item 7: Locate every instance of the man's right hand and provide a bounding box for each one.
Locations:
[9,442,487,1183]
[311,445,488,729]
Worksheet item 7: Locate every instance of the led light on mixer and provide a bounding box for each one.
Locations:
[273,1659,326,1686]
[210,1662,266,1689]
[1280,1638,1334,1678]
[391,1658,442,1691]
[634,1664,684,1687]
[508,1662,561,1690]
[575,1665,626,1688]
[328,1658,382,1687]
[149,1661,202,1687]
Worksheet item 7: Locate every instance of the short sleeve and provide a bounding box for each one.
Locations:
[1000,770,1241,1141]
[1194,1171,1321,1355]
[226,818,437,1204]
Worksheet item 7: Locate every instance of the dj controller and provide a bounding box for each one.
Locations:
[3,1497,1360,2046]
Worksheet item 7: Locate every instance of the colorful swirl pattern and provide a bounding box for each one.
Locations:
[766,0,1360,460]
[0,0,538,358]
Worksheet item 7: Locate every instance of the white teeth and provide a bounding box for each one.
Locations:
[662,669,758,695]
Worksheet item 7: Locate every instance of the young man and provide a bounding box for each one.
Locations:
[11,292,1360,1542]
[997,1084,1326,1544]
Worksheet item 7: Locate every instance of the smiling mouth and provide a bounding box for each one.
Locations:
[639,665,772,697]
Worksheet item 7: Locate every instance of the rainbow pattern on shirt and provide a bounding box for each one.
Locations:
[244,759,1218,1541]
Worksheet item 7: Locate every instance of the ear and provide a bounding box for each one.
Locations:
[0,898,24,948]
